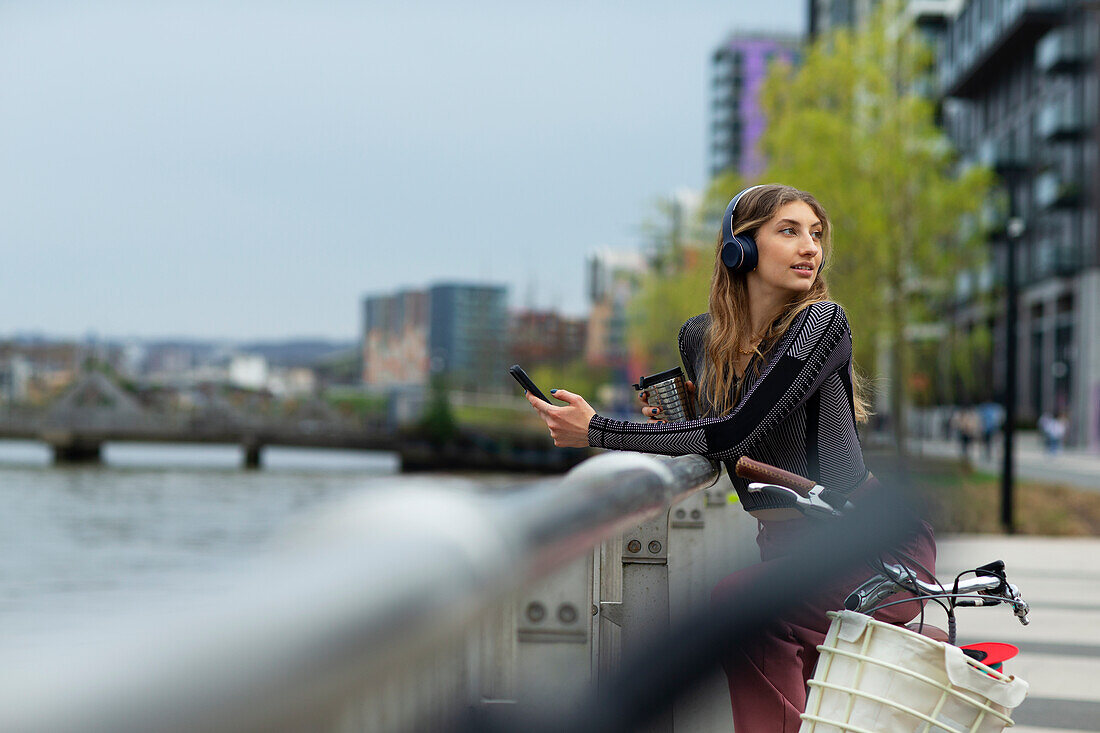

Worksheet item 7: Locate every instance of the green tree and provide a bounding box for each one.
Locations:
[418,374,457,446]
[627,171,751,372]
[627,251,712,370]
[757,2,994,452]
[946,322,994,405]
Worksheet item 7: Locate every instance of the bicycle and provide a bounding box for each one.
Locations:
[733,456,1032,732]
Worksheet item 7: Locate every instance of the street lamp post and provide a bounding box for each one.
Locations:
[1002,216,1025,534]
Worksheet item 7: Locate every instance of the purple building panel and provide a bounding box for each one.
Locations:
[709,34,800,179]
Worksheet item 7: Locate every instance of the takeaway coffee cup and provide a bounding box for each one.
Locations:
[633,367,696,422]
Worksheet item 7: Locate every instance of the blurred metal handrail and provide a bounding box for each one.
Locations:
[0,451,719,733]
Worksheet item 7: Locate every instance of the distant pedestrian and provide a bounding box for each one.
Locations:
[1047,407,1064,453]
[978,402,1004,460]
[952,407,980,464]
[1041,412,1068,455]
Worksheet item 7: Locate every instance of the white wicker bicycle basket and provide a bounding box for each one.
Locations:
[799,611,1029,733]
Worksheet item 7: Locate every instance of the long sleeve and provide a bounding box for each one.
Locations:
[587,301,854,461]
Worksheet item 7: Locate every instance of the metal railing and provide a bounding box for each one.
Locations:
[0,451,764,733]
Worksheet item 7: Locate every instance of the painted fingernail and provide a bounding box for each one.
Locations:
[550,389,557,394]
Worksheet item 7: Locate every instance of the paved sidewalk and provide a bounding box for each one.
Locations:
[908,432,1100,491]
[937,534,1100,733]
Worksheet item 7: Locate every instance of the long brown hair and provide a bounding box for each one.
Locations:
[700,184,870,422]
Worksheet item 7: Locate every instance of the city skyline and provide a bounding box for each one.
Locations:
[0,1,804,342]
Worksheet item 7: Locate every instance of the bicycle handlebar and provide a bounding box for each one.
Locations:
[735,459,1032,630]
[845,560,1031,626]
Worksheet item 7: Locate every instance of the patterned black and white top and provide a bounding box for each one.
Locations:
[587,301,868,513]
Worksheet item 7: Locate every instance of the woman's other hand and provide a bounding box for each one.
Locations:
[638,381,695,422]
[525,389,596,447]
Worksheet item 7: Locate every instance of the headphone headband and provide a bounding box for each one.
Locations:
[726,184,766,235]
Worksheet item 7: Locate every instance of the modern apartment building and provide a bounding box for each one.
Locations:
[809,0,964,42]
[709,33,801,178]
[362,283,508,392]
[808,0,876,36]
[938,0,1100,447]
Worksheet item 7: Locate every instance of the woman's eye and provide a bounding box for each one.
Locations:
[781,227,796,235]
[811,230,823,240]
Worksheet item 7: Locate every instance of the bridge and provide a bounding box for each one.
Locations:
[0,371,582,472]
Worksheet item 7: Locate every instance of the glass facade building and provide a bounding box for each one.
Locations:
[426,284,508,390]
[938,0,1100,447]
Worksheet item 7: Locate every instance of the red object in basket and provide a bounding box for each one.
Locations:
[960,642,1019,672]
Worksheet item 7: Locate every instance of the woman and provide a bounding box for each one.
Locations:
[526,184,936,731]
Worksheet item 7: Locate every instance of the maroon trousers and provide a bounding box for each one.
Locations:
[711,518,938,733]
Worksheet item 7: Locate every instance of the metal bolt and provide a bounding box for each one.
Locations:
[627,539,642,553]
[558,603,578,624]
[526,602,546,623]
[675,508,686,519]
[592,604,599,616]
[648,540,662,554]
[691,509,702,520]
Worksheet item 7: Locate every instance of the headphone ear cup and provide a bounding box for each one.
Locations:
[737,234,758,272]
[720,238,745,270]
[720,184,766,273]
[721,234,758,273]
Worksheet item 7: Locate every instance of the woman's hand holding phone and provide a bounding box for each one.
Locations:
[638,380,695,421]
[525,389,595,448]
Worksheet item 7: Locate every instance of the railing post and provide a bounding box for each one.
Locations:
[701,475,760,588]
[473,596,517,708]
[43,431,104,465]
[668,490,707,615]
[242,441,262,469]
[593,535,623,687]
[667,490,715,733]
[669,474,761,732]
[513,554,593,713]
[599,508,674,732]
[594,472,760,733]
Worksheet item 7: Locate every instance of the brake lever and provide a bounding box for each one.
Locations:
[974,560,1030,624]
[746,482,845,518]
[844,573,894,613]
[807,485,854,514]
[1006,582,1031,625]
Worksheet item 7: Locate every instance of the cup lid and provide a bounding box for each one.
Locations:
[634,366,685,390]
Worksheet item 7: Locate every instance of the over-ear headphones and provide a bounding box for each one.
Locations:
[720,184,766,273]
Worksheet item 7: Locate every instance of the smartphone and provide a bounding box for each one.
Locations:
[509,364,552,404]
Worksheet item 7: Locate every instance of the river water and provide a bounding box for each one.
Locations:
[0,440,522,643]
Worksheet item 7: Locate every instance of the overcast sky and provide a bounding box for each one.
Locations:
[0,1,804,341]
